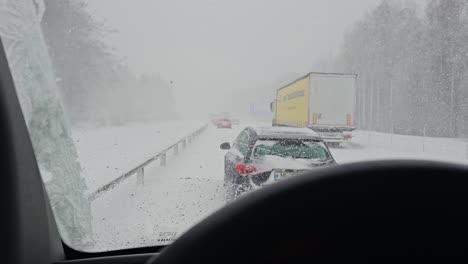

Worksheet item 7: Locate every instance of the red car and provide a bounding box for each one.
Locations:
[216,119,232,129]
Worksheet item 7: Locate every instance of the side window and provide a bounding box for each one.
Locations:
[233,131,250,156]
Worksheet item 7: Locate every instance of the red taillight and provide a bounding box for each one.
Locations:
[343,133,353,139]
[235,163,257,176]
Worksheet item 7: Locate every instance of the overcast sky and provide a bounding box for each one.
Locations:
[86,0,379,118]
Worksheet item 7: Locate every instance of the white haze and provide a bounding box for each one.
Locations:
[85,0,379,119]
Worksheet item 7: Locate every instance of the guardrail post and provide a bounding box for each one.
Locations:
[160,153,167,166]
[87,123,208,201]
[137,167,144,186]
[174,144,179,155]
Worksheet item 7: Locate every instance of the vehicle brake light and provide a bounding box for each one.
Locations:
[235,163,257,176]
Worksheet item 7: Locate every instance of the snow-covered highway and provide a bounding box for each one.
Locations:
[83,122,468,251]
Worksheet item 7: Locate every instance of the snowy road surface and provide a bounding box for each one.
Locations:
[90,122,468,251]
[72,120,206,194]
[91,123,236,250]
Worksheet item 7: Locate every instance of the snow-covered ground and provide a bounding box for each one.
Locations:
[71,120,206,194]
[332,130,468,165]
[91,123,237,251]
[88,122,468,252]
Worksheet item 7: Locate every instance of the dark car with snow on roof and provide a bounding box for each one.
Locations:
[220,126,336,202]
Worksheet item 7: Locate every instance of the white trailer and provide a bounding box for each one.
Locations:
[271,72,357,146]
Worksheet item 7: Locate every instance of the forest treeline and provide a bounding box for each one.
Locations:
[326,0,468,137]
[41,0,178,126]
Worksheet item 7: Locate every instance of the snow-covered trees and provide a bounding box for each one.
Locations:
[41,0,178,126]
[337,0,468,137]
[0,0,180,251]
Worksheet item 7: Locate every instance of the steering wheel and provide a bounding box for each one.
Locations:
[148,160,468,262]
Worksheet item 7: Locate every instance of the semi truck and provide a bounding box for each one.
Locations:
[270,72,357,146]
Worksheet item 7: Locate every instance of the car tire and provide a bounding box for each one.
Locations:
[225,183,250,203]
[224,164,235,203]
[234,184,251,198]
[225,184,235,203]
[225,164,252,203]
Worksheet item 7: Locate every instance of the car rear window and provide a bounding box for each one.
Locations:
[254,139,330,161]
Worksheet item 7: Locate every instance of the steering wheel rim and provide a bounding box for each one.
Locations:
[148,160,468,262]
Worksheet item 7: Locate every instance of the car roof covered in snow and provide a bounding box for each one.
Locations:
[249,126,322,140]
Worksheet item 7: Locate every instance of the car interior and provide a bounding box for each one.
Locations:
[2,36,468,264]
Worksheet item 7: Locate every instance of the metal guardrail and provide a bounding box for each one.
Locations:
[88,124,208,202]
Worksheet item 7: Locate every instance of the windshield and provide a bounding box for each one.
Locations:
[254,140,330,161]
[1,0,467,253]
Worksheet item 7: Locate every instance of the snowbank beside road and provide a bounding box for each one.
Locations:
[72,120,206,193]
[349,131,468,163]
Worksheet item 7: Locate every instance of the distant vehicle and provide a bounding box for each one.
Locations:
[270,72,357,147]
[210,112,233,127]
[216,118,232,129]
[220,126,335,202]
